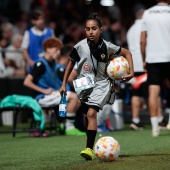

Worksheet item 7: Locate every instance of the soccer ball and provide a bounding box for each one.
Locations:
[94,136,120,161]
[106,56,130,80]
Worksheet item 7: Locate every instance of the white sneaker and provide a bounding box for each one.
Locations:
[152,130,160,137]
[165,108,170,114]
[166,123,170,130]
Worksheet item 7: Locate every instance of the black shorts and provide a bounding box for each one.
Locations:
[132,72,148,98]
[147,62,170,86]
[81,102,99,114]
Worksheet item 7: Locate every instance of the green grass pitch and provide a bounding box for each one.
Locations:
[0,126,170,170]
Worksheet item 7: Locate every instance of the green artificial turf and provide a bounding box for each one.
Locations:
[0,126,170,170]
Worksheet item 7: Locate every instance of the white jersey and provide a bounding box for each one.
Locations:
[141,4,170,63]
[127,19,144,72]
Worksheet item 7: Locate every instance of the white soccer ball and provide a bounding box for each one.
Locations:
[94,136,120,161]
[106,56,130,80]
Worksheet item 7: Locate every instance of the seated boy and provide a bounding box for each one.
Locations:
[24,37,85,136]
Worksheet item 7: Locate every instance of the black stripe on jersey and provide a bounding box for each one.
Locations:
[115,47,121,55]
[69,47,80,62]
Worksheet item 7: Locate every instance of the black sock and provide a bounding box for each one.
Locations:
[86,130,97,150]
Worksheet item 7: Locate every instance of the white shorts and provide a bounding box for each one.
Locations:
[38,91,71,107]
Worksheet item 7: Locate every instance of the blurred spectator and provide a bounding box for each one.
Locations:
[110,19,126,46]
[0,47,24,78]
[13,12,29,35]
[101,17,116,43]
[0,48,14,77]
[21,9,54,73]
[19,0,33,13]
[62,21,85,45]
[1,22,14,47]
[5,34,26,77]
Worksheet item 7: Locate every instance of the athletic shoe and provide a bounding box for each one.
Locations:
[130,121,144,130]
[166,123,170,130]
[105,119,115,131]
[165,108,170,114]
[80,148,95,160]
[30,131,48,137]
[159,119,167,130]
[131,73,147,89]
[29,131,40,137]
[41,132,49,137]
[97,125,110,133]
[152,130,160,137]
[66,128,85,136]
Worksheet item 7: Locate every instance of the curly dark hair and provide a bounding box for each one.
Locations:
[86,12,102,28]
[43,37,63,51]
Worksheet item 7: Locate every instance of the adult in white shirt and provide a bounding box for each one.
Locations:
[127,5,146,130]
[140,0,170,137]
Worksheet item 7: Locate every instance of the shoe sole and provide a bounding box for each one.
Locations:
[152,132,160,137]
[159,126,167,130]
[166,124,170,130]
[66,132,85,136]
[130,124,144,130]
[80,153,93,161]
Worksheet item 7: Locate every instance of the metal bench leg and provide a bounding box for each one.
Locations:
[13,111,18,137]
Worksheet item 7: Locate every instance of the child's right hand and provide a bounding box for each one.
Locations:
[44,88,54,95]
[59,85,67,95]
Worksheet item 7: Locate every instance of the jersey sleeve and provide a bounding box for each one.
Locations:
[69,47,80,62]
[30,61,46,81]
[56,67,65,81]
[21,30,29,49]
[108,42,121,56]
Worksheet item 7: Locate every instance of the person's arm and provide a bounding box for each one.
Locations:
[23,49,34,67]
[59,59,75,94]
[21,30,34,67]
[68,69,77,86]
[140,31,147,71]
[140,31,147,62]
[60,47,80,94]
[119,48,134,82]
[24,74,53,95]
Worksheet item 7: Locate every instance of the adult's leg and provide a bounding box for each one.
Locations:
[130,96,143,130]
[131,96,141,119]
[149,85,160,117]
[149,85,160,136]
[130,82,145,130]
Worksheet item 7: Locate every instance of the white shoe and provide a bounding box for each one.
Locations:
[166,123,170,130]
[152,130,160,137]
[165,108,170,114]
